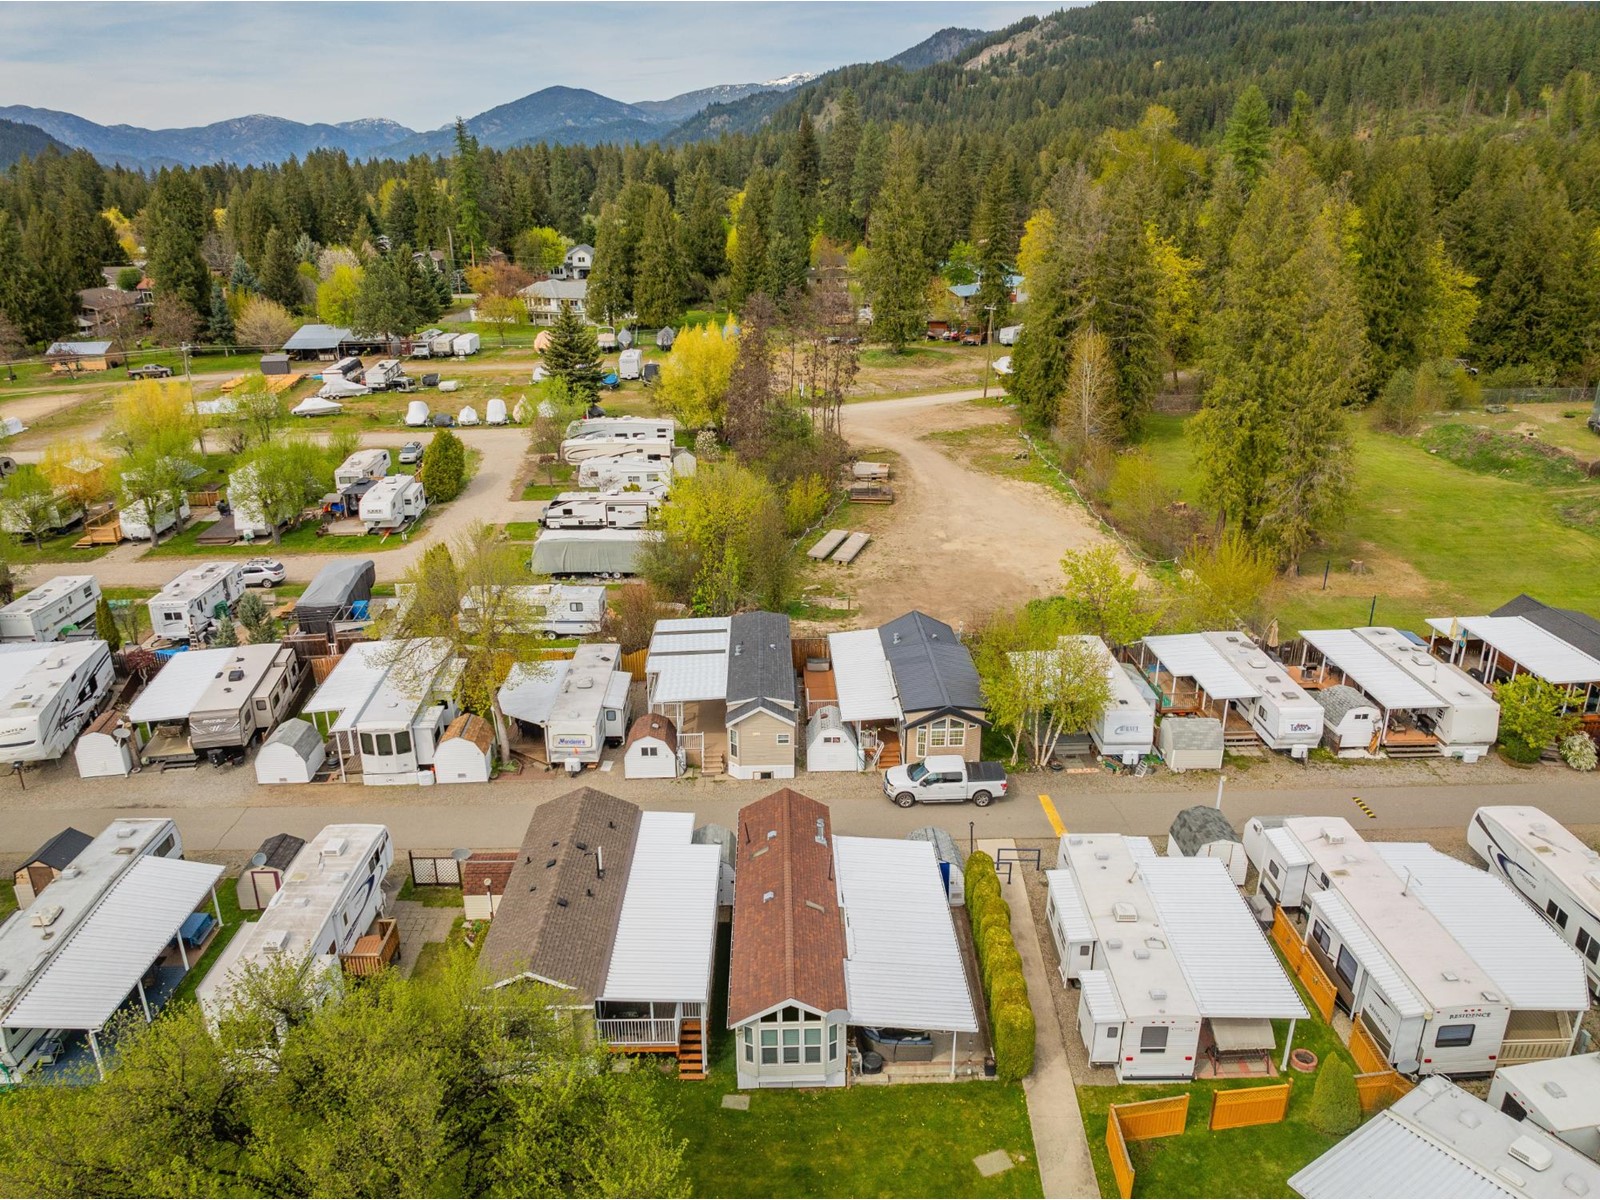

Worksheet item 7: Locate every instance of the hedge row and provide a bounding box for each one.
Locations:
[965,851,1036,1082]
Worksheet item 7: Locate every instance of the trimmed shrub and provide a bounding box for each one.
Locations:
[1560,732,1598,772]
[966,850,998,882]
[976,907,1012,947]
[1309,1057,1361,1136]
[988,974,1029,1011]
[992,1001,1036,1082]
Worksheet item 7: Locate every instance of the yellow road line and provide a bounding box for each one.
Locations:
[1038,793,1065,837]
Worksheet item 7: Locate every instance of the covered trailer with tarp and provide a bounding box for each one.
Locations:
[294,559,375,636]
[530,529,651,578]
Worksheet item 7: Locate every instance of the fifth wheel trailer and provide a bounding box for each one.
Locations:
[359,475,427,533]
[0,575,100,643]
[1469,805,1600,994]
[147,562,245,641]
[540,491,662,530]
[0,640,114,763]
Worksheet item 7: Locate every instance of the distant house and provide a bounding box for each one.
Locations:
[75,287,142,336]
[281,324,387,361]
[552,244,594,281]
[44,341,123,373]
[879,611,989,763]
[520,279,588,325]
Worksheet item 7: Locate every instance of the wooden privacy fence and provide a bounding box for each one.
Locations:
[791,636,830,670]
[1355,1070,1414,1113]
[620,648,648,680]
[1210,1083,1291,1130]
[1270,907,1338,1022]
[1348,1017,1390,1076]
[1106,1095,1190,1200]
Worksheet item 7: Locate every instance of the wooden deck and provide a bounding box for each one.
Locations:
[803,665,838,717]
[341,917,400,976]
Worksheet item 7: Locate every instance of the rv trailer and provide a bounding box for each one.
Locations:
[0,575,100,643]
[539,490,663,530]
[358,475,427,533]
[147,562,245,641]
[0,640,114,762]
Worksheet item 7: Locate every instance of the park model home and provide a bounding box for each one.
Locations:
[1426,609,1600,714]
[1046,834,1307,1082]
[196,824,393,1026]
[126,644,305,766]
[0,575,100,643]
[0,640,113,763]
[880,612,988,764]
[728,790,981,1089]
[0,819,222,1080]
[302,639,463,784]
[1296,627,1500,759]
[478,790,720,1078]
[1469,806,1600,993]
[1137,632,1322,755]
[1278,816,1588,1074]
[147,562,245,641]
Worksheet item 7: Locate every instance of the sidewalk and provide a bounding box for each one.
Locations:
[980,838,1100,1199]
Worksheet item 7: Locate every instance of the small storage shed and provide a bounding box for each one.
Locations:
[254,719,325,784]
[260,352,291,375]
[1168,806,1248,886]
[1314,684,1380,753]
[907,825,967,906]
[434,714,493,784]
[1158,716,1223,771]
[805,704,860,772]
[74,711,138,778]
[624,712,679,779]
[12,826,92,907]
[235,832,306,910]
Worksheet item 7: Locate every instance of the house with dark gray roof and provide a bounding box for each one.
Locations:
[724,611,797,780]
[477,788,722,1073]
[1492,594,1600,665]
[879,611,988,764]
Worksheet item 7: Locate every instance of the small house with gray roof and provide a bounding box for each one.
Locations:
[880,611,988,764]
[724,611,797,780]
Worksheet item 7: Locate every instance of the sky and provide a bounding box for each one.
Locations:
[0,2,1059,130]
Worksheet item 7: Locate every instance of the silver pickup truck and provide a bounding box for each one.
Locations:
[884,755,1009,808]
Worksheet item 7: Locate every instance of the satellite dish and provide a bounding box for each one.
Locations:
[451,847,471,862]
[249,851,268,868]
[618,328,634,348]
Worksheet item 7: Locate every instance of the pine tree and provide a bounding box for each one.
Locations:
[419,428,466,502]
[207,282,235,347]
[821,89,863,241]
[728,170,773,309]
[974,157,1019,326]
[634,189,684,330]
[1088,185,1161,438]
[587,198,633,327]
[145,168,211,317]
[1194,150,1366,563]
[93,596,121,653]
[1221,84,1273,191]
[351,252,417,339]
[863,129,929,350]
[452,120,486,264]
[258,228,302,311]
[679,162,726,285]
[1358,164,1436,389]
[765,172,810,302]
[229,253,259,293]
[788,113,821,203]
[544,304,603,400]
[851,123,889,226]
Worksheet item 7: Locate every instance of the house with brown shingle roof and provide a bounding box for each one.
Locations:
[478,788,722,1074]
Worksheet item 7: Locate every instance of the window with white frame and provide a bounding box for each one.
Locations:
[776,732,791,746]
[728,728,740,757]
[753,1006,834,1070]
[915,717,967,756]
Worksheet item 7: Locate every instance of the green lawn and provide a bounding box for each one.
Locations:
[2,531,114,564]
[502,521,542,542]
[395,881,465,907]
[0,879,15,924]
[142,515,426,558]
[168,884,259,1008]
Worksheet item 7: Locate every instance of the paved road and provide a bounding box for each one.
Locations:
[2,764,1594,856]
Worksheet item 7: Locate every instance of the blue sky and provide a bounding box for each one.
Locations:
[0,2,1060,129]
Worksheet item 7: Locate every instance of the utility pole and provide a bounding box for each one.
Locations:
[182,341,205,454]
[982,303,997,399]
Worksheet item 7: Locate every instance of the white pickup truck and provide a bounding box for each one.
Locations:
[884,754,1009,808]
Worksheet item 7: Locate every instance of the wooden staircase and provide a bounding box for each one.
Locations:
[701,752,725,776]
[677,1019,706,1080]
[876,731,901,769]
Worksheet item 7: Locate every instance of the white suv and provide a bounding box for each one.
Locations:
[240,558,286,587]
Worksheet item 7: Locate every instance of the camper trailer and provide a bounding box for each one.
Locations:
[333,449,391,490]
[542,643,633,771]
[196,824,393,1025]
[362,359,404,390]
[0,640,114,762]
[428,331,458,356]
[540,490,662,529]
[618,348,643,379]
[0,575,100,643]
[119,494,190,543]
[565,416,676,441]
[147,562,245,641]
[561,430,674,463]
[187,645,306,760]
[450,332,480,357]
[1360,626,1501,757]
[411,330,443,357]
[577,453,674,490]
[1203,631,1324,753]
[1469,806,1600,993]
[1314,685,1380,754]
[458,583,607,638]
[529,528,650,577]
[0,495,82,536]
[327,356,364,381]
[1242,816,1312,908]
[1081,636,1158,762]
[359,475,427,533]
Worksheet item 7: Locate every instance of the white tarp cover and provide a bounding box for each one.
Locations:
[4,856,223,1030]
[600,812,721,1004]
[834,836,979,1033]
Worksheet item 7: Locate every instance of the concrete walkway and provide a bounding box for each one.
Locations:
[391,899,459,978]
[981,838,1100,1199]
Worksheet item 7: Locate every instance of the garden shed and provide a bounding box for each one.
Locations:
[1167,805,1247,885]
[1313,684,1380,753]
[253,719,325,785]
[235,832,306,911]
[624,713,679,779]
[805,705,860,772]
[434,714,493,784]
[1157,716,1223,771]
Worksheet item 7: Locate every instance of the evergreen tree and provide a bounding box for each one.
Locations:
[1088,183,1161,438]
[1194,150,1366,563]
[1221,84,1273,191]
[633,188,684,329]
[207,281,235,347]
[452,119,486,263]
[351,252,417,339]
[0,210,69,343]
[679,161,726,285]
[821,88,863,241]
[863,129,929,350]
[419,428,467,502]
[974,157,1019,326]
[728,170,773,309]
[543,304,603,400]
[851,123,889,226]
[1358,163,1436,388]
[765,171,810,302]
[258,228,302,311]
[93,596,121,653]
[787,112,821,202]
[229,253,259,293]
[144,168,211,317]
[586,198,633,327]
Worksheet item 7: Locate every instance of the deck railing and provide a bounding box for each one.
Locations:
[1499,1036,1572,1066]
[597,1018,679,1046]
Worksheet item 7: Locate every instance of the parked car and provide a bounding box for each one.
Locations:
[129,364,173,379]
[883,755,1009,807]
[398,441,424,465]
[240,558,286,588]
[960,328,987,346]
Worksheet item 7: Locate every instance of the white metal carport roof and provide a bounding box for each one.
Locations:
[4,856,223,1030]
[1427,615,1600,685]
[1300,629,1443,709]
[1140,634,1260,701]
[1374,843,1589,1012]
[834,836,978,1033]
[1311,888,1425,1019]
[497,658,570,725]
[828,629,902,723]
[1137,855,1307,1020]
[126,648,239,724]
[646,618,729,704]
[302,640,390,717]
[600,812,721,1005]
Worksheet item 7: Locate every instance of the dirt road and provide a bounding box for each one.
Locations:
[839,391,1120,625]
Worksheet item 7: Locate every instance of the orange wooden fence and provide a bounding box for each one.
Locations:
[1348,1017,1390,1076]
[620,648,648,680]
[1106,1107,1136,1200]
[1270,907,1337,1022]
[1209,1083,1292,1130]
[1355,1071,1414,1113]
[1105,1095,1190,1199]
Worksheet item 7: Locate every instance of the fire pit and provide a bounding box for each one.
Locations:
[1289,1048,1318,1073]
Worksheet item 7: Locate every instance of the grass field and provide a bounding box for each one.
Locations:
[142,517,421,558]
[2,531,114,564]
[0,879,14,924]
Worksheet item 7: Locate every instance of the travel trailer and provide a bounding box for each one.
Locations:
[333,449,391,490]
[618,348,643,379]
[147,562,245,641]
[0,495,82,536]
[1077,636,1157,762]
[359,475,427,533]
[362,359,404,390]
[498,643,632,770]
[119,494,190,543]
[0,640,114,762]
[301,640,462,784]
[1202,631,1323,753]
[1469,806,1600,993]
[327,355,364,381]
[577,453,674,490]
[1241,816,1312,908]
[0,575,100,643]
[187,645,307,760]
[428,330,458,356]
[529,528,650,577]
[561,431,674,463]
[565,416,676,441]
[540,490,662,529]
[458,583,607,638]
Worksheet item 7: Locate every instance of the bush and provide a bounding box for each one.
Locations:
[988,973,1029,1011]
[982,940,1025,1000]
[1499,733,1543,764]
[1308,1057,1361,1135]
[965,851,998,884]
[992,1001,1036,1083]
[975,906,1011,946]
[419,429,467,503]
[1561,732,1598,772]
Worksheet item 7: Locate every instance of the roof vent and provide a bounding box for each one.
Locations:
[60,866,80,879]
[1322,829,1345,845]
[556,897,569,908]
[1442,970,1460,982]
[228,669,245,682]
[762,890,775,903]
[1149,988,1167,1001]
[805,900,824,913]
[575,841,588,852]
[1145,937,1166,949]
[116,826,136,839]
[1482,991,1502,1003]
[1094,851,1111,862]
[766,830,777,840]
[1133,949,1151,960]
[546,859,557,869]
[263,930,289,953]
[1563,1175,1590,1197]
[1458,1110,1483,1129]
[31,905,63,929]
[1509,1136,1554,1173]
[1112,901,1138,923]
[1545,1082,1568,1099]
[1105,938,1123,951]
